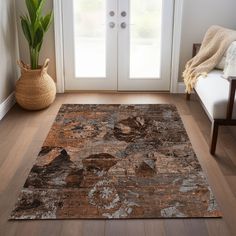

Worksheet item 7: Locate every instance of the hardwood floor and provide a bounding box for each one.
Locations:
[0,93,235,236]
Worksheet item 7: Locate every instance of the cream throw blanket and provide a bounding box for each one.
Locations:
[183,25,236,93]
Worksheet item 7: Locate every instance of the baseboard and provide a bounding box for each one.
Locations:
[0,92,16,121]
[177,82,186,94]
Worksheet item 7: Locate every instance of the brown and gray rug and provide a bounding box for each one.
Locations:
[10,104,222,220]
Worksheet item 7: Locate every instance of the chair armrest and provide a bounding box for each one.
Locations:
[227,77,236,119]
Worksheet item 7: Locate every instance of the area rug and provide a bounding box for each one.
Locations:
[10,104,222,220]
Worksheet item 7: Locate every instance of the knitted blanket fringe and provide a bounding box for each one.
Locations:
[183,25,236,93]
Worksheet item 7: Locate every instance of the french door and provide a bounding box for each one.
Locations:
[62,0,174,91]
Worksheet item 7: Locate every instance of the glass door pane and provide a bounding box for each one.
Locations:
[118,0,173,91]
[74,0,106,78]
[63,0,117,90]
[130,0,162,78]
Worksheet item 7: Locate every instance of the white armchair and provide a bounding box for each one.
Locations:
[187,44,236,155]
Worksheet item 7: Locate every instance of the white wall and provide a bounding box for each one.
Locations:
[0,0,19,103]
[15,0,236,85]
[15,0,56,81]
[179,0,236,81]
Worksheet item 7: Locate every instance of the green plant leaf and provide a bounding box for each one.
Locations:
[33,25,44,48]
[33,20,41,35]
[21,0,52,68]
[38,40,43,52]
[36,0,46,17]
[41,11,53,32]
[20,16,32,46]
[33,0,39,7]
[25,14,35,41]
[25,0,37,23]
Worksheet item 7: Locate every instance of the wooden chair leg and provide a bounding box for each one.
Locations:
[186,93,191,100]
[210,120,219,155]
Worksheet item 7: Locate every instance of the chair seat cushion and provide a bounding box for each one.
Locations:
[195,70,236,119]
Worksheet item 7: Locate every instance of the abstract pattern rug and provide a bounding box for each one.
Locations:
[10,104,222,220]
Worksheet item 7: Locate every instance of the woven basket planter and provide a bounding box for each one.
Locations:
[15,59,56,111]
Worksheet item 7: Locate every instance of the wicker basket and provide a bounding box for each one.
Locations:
[15,59,56,111]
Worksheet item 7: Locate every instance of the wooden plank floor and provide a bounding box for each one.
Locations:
[0,93,235,236]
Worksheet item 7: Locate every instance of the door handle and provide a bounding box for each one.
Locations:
[120,22,127,29]
[121,11,127,17]
[109,22,116,28]
[109,11,115,17]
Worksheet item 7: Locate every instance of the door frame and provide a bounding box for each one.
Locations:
[54,0,184,93]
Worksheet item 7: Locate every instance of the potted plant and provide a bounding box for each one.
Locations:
[15,0,56,110]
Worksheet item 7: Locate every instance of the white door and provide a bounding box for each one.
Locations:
[63,0,117,90]
[62,0,173,91]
